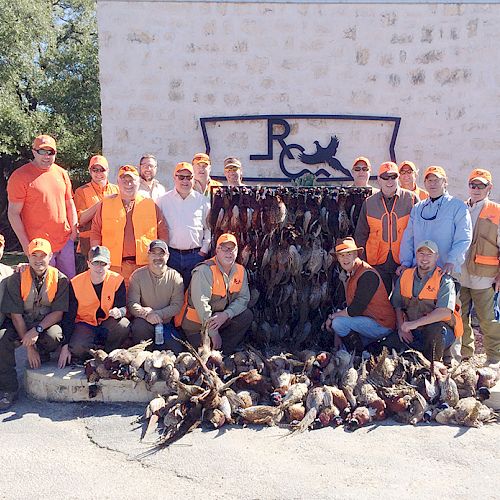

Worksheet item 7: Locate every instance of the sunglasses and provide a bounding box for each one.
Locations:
[353,166,370,172]
[35,149,55,156]
[399,168,414,175]
[469,182,488,190]
[380,174,398,181]
[90,168,106,173]
[175,174,193,181]
[420,197,443,221]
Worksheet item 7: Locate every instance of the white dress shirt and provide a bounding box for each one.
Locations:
[157,188,211,254]
[138,178,167,203]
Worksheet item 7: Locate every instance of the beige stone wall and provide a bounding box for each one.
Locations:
[97,1,500,200]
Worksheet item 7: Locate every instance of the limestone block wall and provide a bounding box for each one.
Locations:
[97,1,500,200]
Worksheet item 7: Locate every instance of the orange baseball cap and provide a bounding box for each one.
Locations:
[217,233,238,247]
[399,161,417,172]
[174,162,194,176]
[118,165,139,178]
[424,166,447,179]
[468,168,492,185]
[335,237,363,254]
[352,156,371,169]
[32,135,57,152]
[28,238,52,255]
[192,153,210,165]
[89,155,109,170]
[378,161,399,176]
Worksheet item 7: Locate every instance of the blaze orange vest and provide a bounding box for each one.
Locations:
[20,266,59,324]
[76,181,119,238]
[466,200,500,278]
[71,269,124,326]
[175,257,245,328]
[400,267,463,338]
[345,260,396,330]
[365,189,415,265]
[101,195,158,267]
[413,185,429,201]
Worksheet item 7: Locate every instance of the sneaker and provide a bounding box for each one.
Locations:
[0,391,18,411]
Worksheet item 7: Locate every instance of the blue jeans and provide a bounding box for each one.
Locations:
[331,316,393,347]
[168,249,205,288]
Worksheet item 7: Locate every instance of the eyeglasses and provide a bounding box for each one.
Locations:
[35,149,55,156]
[380,174,398,181]
[224,167,240,172]
[420,197,443,221]
[469,182,488,190]
[90,168,106,173]
[218,245,237,253]
[353,167,370,172]
[399,168,414,175]
[90,261,108,267]
[175,174,193,181]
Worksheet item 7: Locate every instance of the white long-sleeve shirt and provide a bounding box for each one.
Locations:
[157,188,211,254]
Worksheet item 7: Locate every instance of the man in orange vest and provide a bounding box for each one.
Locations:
[398,161,429,201]
[354,161,417,294]
[59,246,129,366]
[460,169,500,366]
[391,240,460,362]
[0,238,70,410]
[74,155,119,257]
[324,237,395,352]
[178,233,253,353]
[192,153,222,198]
[90,165,169,286]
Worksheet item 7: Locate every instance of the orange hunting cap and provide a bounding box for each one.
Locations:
[424,166,447,179]
[398,161,417,172]
[174,162,194,176]
[335,237,363,254]
[352,156,371,169]
[89,155,109,170]
[28,238,52,255]
[118,165,139,178]
[192,153,210,165]
[468,168,492,185]
[32,135,57,152]
[217,233,238,247]
[224,157,242,170]
[378,161,399,176]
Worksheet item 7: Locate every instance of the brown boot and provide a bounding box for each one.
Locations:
[342,331,363,354]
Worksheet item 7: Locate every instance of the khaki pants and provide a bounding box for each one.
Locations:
[183,309,254,355]
[0,321,63,393]
[460,285,500,362]
[68,317,130,359]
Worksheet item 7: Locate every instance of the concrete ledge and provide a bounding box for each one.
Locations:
[25,362,169,403]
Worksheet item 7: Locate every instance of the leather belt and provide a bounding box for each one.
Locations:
[169,247,201,255]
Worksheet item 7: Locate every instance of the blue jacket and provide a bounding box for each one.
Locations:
[399,192,472,271]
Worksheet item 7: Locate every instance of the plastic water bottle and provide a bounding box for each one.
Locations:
[494,291,500,321]
[154,323,164,345]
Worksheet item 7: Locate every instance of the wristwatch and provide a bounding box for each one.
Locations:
[35,324,44,334]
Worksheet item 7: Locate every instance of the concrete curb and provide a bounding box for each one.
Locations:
[25,362,169,403]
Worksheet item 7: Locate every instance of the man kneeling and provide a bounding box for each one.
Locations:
[128,240,184,353]
[391,240,462,362]
[59,246,130,366]
[177,233,253,354]
[325,237,395,351]
[0,239,69,409]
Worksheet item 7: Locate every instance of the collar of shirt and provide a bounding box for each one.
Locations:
[172,188,196,200]
[90,180,108,194]
[467,197,486,210]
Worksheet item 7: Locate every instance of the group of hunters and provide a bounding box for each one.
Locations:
[0,134,498,410]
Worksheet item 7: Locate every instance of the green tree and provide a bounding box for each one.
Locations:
[0,0,101,249]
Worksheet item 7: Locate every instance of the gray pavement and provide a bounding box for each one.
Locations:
[1,351,499,499]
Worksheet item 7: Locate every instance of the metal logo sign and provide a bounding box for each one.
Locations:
[200,114,401,183]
